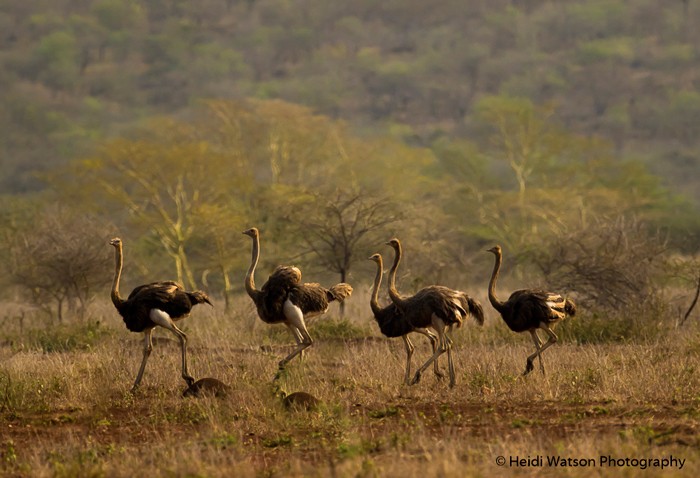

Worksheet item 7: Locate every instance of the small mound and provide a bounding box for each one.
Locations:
[182,377,230,398]
[283,391,320,411]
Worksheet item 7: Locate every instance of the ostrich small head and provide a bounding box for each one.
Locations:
[109,237,122,248]
[191,291,213,306]
[487,245,502,256]
[368,253,381,262]
[385,238,400,250]
[242,227,259,238]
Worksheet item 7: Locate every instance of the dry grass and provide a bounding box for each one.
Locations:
[0,293,698,477]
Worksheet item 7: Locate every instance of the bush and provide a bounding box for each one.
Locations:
[532,216,666,312]
[532,216,668,342]
[25,321,112,353]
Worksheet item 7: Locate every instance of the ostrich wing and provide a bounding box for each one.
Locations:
[127,282,196,319]
[266,266,302,286]
[128,281,184,300]
[259,266,302,320]
[289,283,332,315]
[402,286,466,327]
[507,289,567,326]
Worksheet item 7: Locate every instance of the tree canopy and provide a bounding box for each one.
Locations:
[0,1,698,324]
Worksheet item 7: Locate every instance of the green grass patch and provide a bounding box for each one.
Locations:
[24,321,112,353]
[309,318,369,340]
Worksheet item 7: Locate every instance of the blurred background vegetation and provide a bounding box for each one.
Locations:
[0,0,699,339]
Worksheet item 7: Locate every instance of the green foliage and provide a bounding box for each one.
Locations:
[32,30,80,91]
[0,1,698,326]
[368,407,399,419]
[577,37,636,64]
[0,0,698,207]
[310,319,369,341]
[25,321,112,353]
[560,299,669,344]
[662,90,700,143]
[91,0,143,32]
[262,435,293,448]
[0,371,62,415]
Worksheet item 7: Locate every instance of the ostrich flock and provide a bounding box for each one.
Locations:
[109,228,576,394]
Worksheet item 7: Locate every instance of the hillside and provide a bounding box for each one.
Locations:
[1,0,700,203]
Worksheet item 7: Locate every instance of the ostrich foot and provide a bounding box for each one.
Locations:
[433,369,445,380]
[522,359,534,376]
[410,372,422,385]
[273,365,287,382]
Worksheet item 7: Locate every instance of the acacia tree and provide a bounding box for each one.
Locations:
[291,189,404,283]
[7,207,112,321]
[64,99,443,300]
[188,201,248,312]
[475,96,563,207]
[87,138,206,288]
[71,115,251,290]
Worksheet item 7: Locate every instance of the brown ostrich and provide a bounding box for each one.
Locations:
[243,227,353,374]
[109,238,212,393]
[386,238,484,387]
[486,245,576,376]
[369,253,445,384]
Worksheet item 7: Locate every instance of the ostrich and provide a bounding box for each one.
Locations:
[386,238,485,387]
[369,253,445,384]
[109,238,212,393]
[486,245,576,376]
[243,227,353,372]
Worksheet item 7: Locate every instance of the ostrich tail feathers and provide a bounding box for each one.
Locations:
[468,297,485,326]
[565,298,576,317]
[328,283,353,302]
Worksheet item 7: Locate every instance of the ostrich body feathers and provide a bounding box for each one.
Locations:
[486,244,576,376]
[372,302,414,338]
[109,237,211,391]
[253,265,352,324]
[495,289,575,332]
[243,226,353,371]
[396,285,484,329]
[115,282,210,333]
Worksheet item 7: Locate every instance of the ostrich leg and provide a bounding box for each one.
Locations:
[131,329,154,393]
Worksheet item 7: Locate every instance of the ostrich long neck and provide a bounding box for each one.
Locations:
[369,257,383,316]
[244,234,260,299]
[488,250,507,312]
[111,244,124,307]
[387,243,406,307]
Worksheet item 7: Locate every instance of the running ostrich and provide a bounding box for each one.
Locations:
[386,238,484,387]
[109,238,212,393]
[486,245,576,376]
[243,227,353,373]
[369,253,445,385]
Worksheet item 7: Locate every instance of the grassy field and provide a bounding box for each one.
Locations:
[0,293,698,477]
